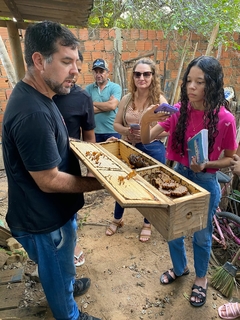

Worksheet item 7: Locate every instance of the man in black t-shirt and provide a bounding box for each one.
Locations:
[2,21,102,320]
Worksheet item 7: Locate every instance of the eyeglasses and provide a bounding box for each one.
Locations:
[133,71,153,78]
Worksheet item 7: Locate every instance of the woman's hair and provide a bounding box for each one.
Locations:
[172,55,230,156]
[129,58,164,109]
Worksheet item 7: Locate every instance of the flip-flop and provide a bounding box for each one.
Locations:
[74,251,85,267]
[160,268,190,285]
[190,283,208,307]
[218,302,240,319]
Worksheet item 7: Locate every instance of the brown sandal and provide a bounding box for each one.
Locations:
[106,218,124,236]
[139,224,151,242]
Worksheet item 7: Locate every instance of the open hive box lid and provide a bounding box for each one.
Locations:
[70,140,209,210]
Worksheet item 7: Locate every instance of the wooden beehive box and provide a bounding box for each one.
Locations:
[70,140,210,241]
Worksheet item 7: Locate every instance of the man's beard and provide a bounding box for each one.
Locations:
[44,77,72,95]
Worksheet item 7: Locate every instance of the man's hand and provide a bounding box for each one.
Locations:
[230,154,240,176]
[106,136,119,142]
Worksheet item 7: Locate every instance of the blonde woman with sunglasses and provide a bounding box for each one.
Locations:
[105,58,169,242]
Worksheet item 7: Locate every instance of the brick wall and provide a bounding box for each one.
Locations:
[0,27,240,134]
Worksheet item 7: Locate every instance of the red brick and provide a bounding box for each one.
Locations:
[99,29,110,40]
[148,30,156,40]
[140,30,148,40]
[129,52,138,59]
[121,29,130,39]
[121,52,131,61]
[79,28,89,41]
[108,29,116,38]
[81,63,89,74]
[95,40,104,51]
[122,41,128,51]
[92,52,104,61]
[131,29,139,40]
[159,61,165,72]
[105,52,114,61]
[1,100,7,112]
[221,59,231,68]
[157,51,164,61]
[136,41,145,51]
[76,74,84,85]
[84,41,95,51]
[170,69,179,79]
[69,28,78,38]
[0,91,5,100]
[0,78,11,89]
[82,52,92,62]
[83,74,94,85]
[5,89,12,99]
[127,41,136,51]
[159,39,168,51]
[156,30,164,39]
[1,67,7,77]
[144,41,152,51]
[104,40,113,51]
[0,28,8,39]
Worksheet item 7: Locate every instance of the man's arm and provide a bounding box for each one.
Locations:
[93,95,119,113]
[29,167,103,193]
[82,129,96,143]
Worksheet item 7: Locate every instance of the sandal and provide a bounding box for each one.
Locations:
[190,283,208,307]
[218,302,240,319]
[139,224,151,242]
[74,251,85,267]
[160,268,190,285]
[106,218,124,236]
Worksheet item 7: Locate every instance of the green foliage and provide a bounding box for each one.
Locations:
[88,0,240,47]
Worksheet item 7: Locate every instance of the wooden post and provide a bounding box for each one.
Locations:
[6,20,25,82]
[205,23,219,56]
[0,36,16,88]
[153,46,157,63]
[170,36,189,105]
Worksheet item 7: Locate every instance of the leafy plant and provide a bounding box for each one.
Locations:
[88,0,240,48]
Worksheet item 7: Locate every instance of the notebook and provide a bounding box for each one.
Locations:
[187,129,208,165]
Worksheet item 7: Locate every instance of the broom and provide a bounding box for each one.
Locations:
[211,248,240,298]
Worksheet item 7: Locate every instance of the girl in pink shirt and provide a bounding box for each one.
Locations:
[141,56,237,307]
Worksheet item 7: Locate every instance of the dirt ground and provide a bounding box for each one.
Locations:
[0,172,239,320]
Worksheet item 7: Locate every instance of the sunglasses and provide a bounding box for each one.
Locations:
[133,71,153,78]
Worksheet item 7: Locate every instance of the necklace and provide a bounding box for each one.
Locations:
[190,109,204,132]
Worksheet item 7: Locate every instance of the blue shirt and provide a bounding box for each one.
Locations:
[85,80,122,134]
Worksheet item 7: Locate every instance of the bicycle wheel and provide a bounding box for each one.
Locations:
[211,211,240,285]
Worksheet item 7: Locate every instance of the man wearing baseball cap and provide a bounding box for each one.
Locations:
[85,59,122,142]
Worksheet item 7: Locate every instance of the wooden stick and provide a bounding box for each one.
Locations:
[205,23,219,56]
[124,51,154,63]
[170,35,189,105]
[191,42,198,61]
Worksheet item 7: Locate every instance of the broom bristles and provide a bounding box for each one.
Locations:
[211,266,235,297]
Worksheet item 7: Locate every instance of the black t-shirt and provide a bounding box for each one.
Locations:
[2,81,84,233]
[53,85,95,139]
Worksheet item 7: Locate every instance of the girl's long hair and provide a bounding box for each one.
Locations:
[172,55,230,156]
[129,58,164,109]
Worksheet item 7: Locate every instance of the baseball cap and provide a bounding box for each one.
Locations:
[92,59,109,71]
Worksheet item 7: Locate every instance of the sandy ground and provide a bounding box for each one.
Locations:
[44,190,239,320]
[0,175,239,320]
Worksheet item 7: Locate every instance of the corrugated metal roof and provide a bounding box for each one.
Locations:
[0,0,94,28]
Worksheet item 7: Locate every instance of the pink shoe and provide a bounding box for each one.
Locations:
[74,251,85,267]
[218,302,240,319]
